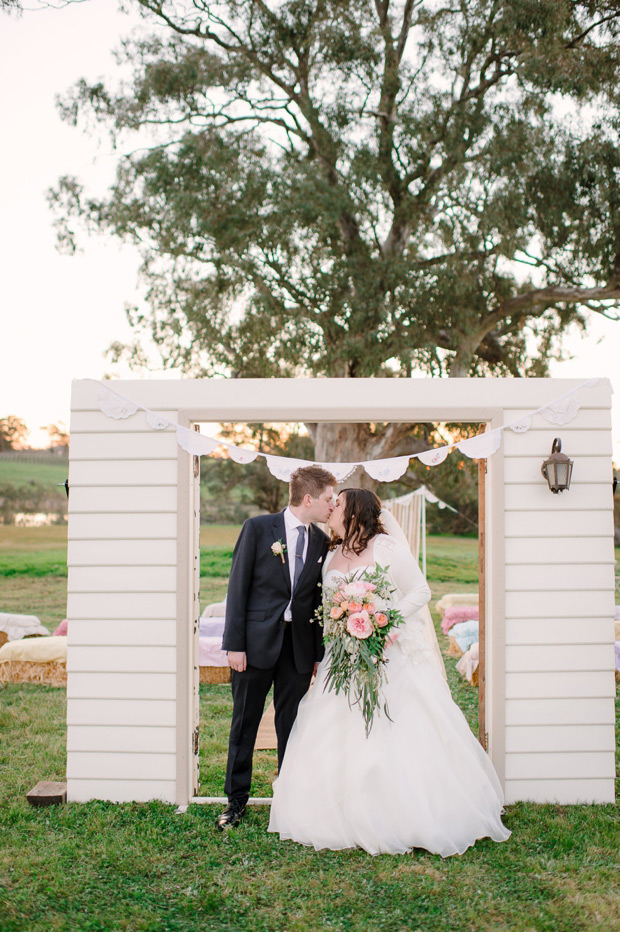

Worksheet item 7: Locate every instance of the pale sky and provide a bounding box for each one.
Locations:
[1,1,619,459]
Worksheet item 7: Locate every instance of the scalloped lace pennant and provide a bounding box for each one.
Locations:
[98,386,139,420]
[457,430,502,459]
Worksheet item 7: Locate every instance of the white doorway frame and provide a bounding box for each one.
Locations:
[66,377,616,807]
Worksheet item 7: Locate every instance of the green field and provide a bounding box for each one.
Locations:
[0,459,69,487]
[0,528,618,931]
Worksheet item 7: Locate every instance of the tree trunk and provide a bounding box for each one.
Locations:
[309,421,429,490]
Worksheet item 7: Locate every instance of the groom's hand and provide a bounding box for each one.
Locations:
[227,651,247,673]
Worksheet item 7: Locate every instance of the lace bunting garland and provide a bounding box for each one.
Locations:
[92,378,600,483]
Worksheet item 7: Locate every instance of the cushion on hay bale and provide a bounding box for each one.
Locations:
[0,636,67,664]
[199,617,225,638]
[0,637,68,686]
[199,636,228,667]
[0,613,50,641]
[202,600,227,618]
[449,619,479,653]
[435,593,478,617]
[456,642,479,685]
[441,605,479,634]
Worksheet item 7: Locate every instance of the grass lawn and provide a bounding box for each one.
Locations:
[1,528,618,931]
[0,459,69,488]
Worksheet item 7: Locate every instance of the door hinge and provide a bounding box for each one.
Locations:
[192,727,199,757]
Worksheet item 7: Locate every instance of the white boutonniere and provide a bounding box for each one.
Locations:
[271,539,287,563]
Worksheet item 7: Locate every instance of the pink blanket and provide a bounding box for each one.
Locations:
[441,605,479,634]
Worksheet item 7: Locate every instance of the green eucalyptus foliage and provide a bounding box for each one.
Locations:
[49,0,620,383]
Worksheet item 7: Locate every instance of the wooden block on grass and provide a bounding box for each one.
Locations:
[27,781,67,807]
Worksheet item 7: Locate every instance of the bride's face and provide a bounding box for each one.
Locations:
[327,494,346,537]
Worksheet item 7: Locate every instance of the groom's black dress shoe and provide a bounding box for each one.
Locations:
[217,800,246,831]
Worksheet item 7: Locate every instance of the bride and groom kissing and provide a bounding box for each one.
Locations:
[218,465,510,857]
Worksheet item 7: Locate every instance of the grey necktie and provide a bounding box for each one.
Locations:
[292,525,306,593]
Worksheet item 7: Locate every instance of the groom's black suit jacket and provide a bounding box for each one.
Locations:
[222,510,329,674]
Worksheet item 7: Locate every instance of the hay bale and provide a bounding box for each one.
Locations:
[0,661,67,687]
[200,666,231,684]
[448,636,463,658]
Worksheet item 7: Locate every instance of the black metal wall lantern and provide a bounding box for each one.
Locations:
[541,438,573,493]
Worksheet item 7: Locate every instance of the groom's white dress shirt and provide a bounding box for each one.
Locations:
[283,506,310,621]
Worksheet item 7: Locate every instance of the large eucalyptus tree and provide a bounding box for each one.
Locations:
[51,0,620,470]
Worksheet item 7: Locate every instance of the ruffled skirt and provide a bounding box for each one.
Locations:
[268,646,510,857]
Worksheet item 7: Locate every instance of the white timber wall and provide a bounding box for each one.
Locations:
[66,377,616,806]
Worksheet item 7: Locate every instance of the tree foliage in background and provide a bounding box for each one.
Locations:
[200,424,315,521]
[0,417,28,452]
[51,0,620,473]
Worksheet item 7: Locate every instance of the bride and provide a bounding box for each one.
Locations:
[268,488,510,857]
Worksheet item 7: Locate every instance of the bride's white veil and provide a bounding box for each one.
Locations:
[380,508,447,681]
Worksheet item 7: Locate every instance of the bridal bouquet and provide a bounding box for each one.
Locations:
[314,565,404,735]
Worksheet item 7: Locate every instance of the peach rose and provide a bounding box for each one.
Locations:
[375,612,389,628]
[364,602,376,614]
[347,601,363,613]
[346,610,373,639]
[330,605,345,620]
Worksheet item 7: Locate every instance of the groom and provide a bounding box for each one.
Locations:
[217,464,336,830]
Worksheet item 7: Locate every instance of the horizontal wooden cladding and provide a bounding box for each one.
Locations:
[68,566,177,594]
[502,407,612,431]
[68,539,177,567]
[69,513,177,540]
[505,510,614,537]
[69,486,178,514]
[70,459,178,487]
[70,432,179,460]
[505,618,615,647]
[503,455,613,485]
[67,725,176,754]
[505,537,615,564]
[67,778,176,804]
[506,590,615,618]
[70,411,178,434]
[67,698,176,727]
[504,482,612,512]
[67,593,177,620]
[505,563,614,592]
[67,672,176,700]
[505,671,616,699]
[68,620,177,648]
[504,779,615,805]
[505,751,615,781]
[505,644,614,673]
[68,646,177,674]
[67,751,176,781]
[503,429,612,458]
[505,725,615,754]
[505,697,615,725]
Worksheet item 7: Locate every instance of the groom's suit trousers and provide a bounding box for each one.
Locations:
[225,623,312,804]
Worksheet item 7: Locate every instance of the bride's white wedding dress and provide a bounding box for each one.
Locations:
[268,535,510,857]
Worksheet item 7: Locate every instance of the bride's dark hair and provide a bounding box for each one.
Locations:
[330,488,386,554]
